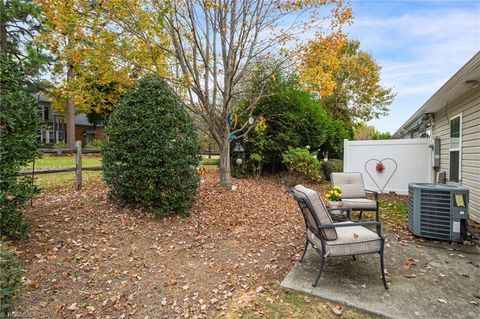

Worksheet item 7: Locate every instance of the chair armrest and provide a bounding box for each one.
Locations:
[318,221,380,228]
[327,207,352,220]
[365,189,379,200]
[318,221,383,238]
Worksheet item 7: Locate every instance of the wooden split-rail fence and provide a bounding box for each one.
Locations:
[19,141,101,191]
[19,142,220,191]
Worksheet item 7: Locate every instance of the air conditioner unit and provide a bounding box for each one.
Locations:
[408,183,469,241]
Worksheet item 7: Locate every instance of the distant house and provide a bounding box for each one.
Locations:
[393,51,480,222]
[33,94,105,146]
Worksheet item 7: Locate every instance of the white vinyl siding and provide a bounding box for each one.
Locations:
[432,87,480,223]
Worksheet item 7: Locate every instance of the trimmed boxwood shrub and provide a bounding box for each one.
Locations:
[0,54,42,239]
[282,147,322,182]
[0,246,22,318]
[102,75,200,217]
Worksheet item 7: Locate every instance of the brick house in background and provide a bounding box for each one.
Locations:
[34,94,105,146]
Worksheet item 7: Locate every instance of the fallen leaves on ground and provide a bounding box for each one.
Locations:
[11,171,317,318]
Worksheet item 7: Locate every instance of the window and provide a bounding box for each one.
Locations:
[449,115,461,182]
[43,105,50,121]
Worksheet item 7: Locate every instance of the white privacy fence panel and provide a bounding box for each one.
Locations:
[343,139,433,194]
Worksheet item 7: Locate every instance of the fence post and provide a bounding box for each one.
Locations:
[76,140,82,190]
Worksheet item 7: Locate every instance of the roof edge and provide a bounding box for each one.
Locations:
[393,51,480,138]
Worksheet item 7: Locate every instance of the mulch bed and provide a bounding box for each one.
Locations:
[12,171,309,318]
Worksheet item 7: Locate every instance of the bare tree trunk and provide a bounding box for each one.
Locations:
[219,140,232,188]
[66,63,76,148]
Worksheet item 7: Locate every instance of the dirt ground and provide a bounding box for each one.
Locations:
[12,172,307,318]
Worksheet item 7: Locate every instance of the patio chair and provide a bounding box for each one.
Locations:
[289,185,388,289]
[331,172,379,221]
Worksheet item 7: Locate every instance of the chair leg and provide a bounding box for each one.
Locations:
[380,247,388,290]
[359,211,363,220]
[313,253,325,287]
[299,239,309,263]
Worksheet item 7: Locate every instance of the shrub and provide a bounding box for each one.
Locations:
[235,69,350,176]
[320,159,343,181]
[85,139,103,149]
[282,147,321,182]
[102,75,200,217]
[0,246,22,318]
[0,55,42,239]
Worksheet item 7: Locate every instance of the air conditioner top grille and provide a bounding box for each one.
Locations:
[409,183,469,192]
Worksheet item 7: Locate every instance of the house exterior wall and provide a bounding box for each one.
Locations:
[74,125,105,145]
[432,87,480,222]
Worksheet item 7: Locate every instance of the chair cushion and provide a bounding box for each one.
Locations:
[292,185,337,241]
[342,198,377,210]
[331,172,366,198]
[307,222,381,257]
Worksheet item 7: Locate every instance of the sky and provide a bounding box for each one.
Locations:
[344,0,480,134]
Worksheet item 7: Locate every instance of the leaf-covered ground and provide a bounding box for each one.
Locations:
[10,171,381,318]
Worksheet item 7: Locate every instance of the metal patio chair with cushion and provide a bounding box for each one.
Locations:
[289,185,388,289]
[331,172,379,221]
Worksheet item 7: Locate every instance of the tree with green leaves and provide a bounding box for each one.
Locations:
[0,0,45,239]
[0,54,43,239]
[235,69,350,176]
[0,0,48,86]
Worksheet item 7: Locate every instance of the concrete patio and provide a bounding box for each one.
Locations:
[281,233,480,319]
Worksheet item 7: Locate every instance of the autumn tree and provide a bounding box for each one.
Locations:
[37,0,138,147]
[299,38,395,126]
[99,0,352,188]
[353,122,390,140]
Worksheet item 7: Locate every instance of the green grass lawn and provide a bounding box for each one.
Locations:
[379,196,408,223]
[24,154,220,189]
[201,154,220,168]
[24,155,102,169]
[23,155,103,190]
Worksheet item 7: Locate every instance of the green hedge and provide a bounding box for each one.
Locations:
[0,54,42,239]
[0,246,22,318]
[102,74,200,217]
[320,159,343,181]
[233,70,350,176]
